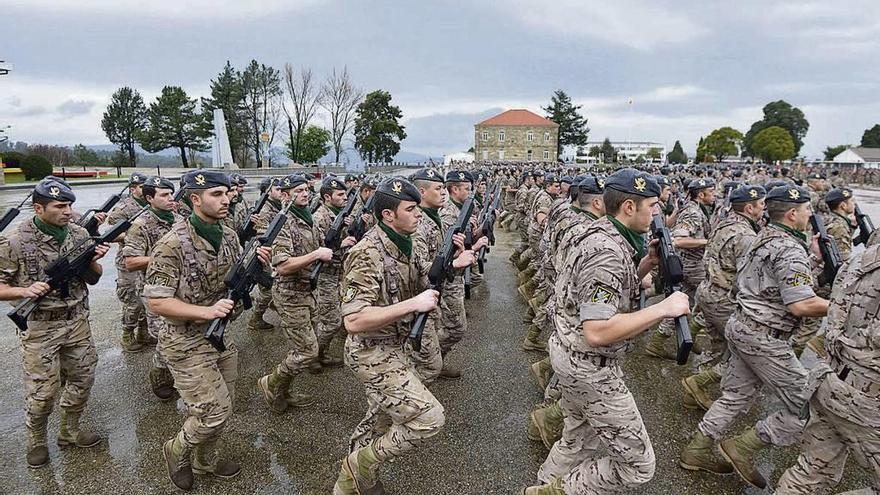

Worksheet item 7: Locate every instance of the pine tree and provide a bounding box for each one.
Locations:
[202,61,247,166]
[139,86,211,168]
[354,90,406,163]
[543,90,589,158]
[101,87,147,167]
[666,140,688,164]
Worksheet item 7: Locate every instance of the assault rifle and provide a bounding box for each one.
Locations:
[204,209,286,352]
[172,185,187,203]
[0,192,33,233]
[308,189,359,289]
[463,222,474,299]
[238,185,272,246]
[409,193,475,351]
[854,204,875,246]
[8,205,149,332]
[650,214,693,365]
[810,214,843,286]
[475,182,501,270]
[349,193,376,241]
[77,184,129,235]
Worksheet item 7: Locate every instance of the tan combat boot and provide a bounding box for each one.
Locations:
[530,401,564,449]
[247,311,274,332]
[530,357,552,390]
[522,325,547,352]
[521,478,564,495]
[681,368,720,411]
[719,427,770,488]
[192,440,241,479]
[150,366,177,402]
[643,331,677,360]
[57,409,101,448]
[26,415,49,469]
[121,329,145,353]
[334,440,386,495]
[163,434,194,491]
[679,431,733,474]
[257,367,293,414]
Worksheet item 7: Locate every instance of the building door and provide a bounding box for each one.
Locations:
[527,150,533,161]
[498,149,505,160]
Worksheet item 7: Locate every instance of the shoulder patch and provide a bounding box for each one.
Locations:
[342,286,358,303]
[590,285,616,304]
[789,272,811,287]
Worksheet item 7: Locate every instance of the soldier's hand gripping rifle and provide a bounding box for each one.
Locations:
[0,192,33,233]
[475,182,501,271]
[650,214,693,365]
[349,193,376,241]
[8,205,149,332]
[77,184,128,236]
[238,185,272,246]
[854,204,875,246]
[308,189,359,290]
[409,194,475,351]
[810,213,843,286]
[204,209,286,352]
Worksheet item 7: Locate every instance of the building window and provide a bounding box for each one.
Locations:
[481,131,489,141]
[543,150,550,160]
[527,150,533,161]
[499,130,505,142]
[498,149,505,160]
[544,132,550,142]
[527,131,534,142]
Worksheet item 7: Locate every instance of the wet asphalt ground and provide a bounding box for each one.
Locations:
[0,184,878,494]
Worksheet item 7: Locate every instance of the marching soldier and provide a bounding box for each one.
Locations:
[823,187,856,263]
[0,178,109,468]
[220,173,248,235]
[510,172,536,264]
[121,176,181,401]
[246,177,283,332]
[258,174,333,413]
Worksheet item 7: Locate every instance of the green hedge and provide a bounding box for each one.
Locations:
[21,155,53,180]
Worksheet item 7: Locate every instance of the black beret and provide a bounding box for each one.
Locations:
[764,179,789,192]
[475,172,486,183]
[654,175,671,187]
[34,177,76,202]
[234,174,248,185]
[687,178,716,191]
[729,185,766,203]
[184,169,231,190]
[446,170,473,183]
[411,168,444,183]
[807,172,825,180]
[278,174,308,190]
[128,172,149,185]
[561,176,574,185]
[345,174,358,182]
[321,176,346,191]
[259,177,275,192]
[604,168,661,198]
[361,177,379,189]
[532,170,545,178]
[825,188,853,205]
[145,175,175,191]
[376,177,421,203]
[543,174,560,184]
[577,176,605,195]
[766,184,811,204]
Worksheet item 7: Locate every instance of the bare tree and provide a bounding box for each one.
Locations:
[320,66,363,165]
[240,60,282,168]
[282,63,323,164]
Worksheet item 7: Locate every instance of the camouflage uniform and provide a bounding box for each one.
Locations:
[513,185,533,254]
[697,224,815,446]
[219,198,248,237]
[108,195,148,342]
[824,211,854,263]
[411,209,444,382]
[538,218,655,492]
[528,188,553,252]
[313,203,348,358]
[144,219,242,460]
[248,199,283,325]
[0,220,99,453]
[341,226,445,455]
[438,200,470,355]
[776,245,880,494]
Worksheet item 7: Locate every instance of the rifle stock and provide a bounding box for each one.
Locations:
[238,187,272,246]
[854,204,874,246]
[309,189,359,289]
[810,214,843,286]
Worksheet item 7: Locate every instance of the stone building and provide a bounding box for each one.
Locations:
[474,109,559,162]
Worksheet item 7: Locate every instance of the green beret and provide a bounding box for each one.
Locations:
[766,185,810,204]
[376,177,421,203]
[604,168,661,198]
[145,176,175,191]
[183,169,231,190]
[34,177,76,202]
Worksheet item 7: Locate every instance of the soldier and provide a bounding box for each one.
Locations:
[145,170,269,490]
[311,176,358,372]
[805,172,830,215]
[679,184,830,489]
[258,174,333,413]
[122,176,181,401]
[655,175,678,227]
[332,178,471,495]
[510,172,536,263]
[0,178,110,468]
[681,185,766,412]
[823,188,856,263]
[523,168,690,495]
[220,173,248,236]
[646,177,715,360]
[108,171,151,352]
[246,177,283,332]
[775,243,880,494]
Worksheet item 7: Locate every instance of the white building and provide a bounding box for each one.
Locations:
[562,141,666,163]
[833,147,880,168]
[443,152,475,165]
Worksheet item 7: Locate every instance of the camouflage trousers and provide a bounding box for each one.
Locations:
[345,338,446,458]
[409,315,442,384]
[698,315,807,446]
[252,283,273,316]
[438,280,467,355]
[141,295,169,370]
[273,287,319,377]
[117,277,146,335]
[160,331,238,448]
[695,281,735,371]
[315,269,344,350]
[539,335,656,492]
[20,313,97,432]
[776,372,880,494]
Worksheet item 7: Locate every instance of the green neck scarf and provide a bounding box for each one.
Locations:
[451,199,463,210]
[475,193,484,206]
[570,205,597,221]
[420,206,442,228]
[288,204,314,226]
[33,217,69,245]
[268,198,282,211]
[699,203,715,220]
[327,203,342,216]
[378,220,412,258]
[151,207,175,224]
[607,215,646,261]
[189,213,222,251]
[735,212,761,233]
[771,221,807,243]
[133,195,148,208]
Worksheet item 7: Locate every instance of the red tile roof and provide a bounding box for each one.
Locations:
[477,109,558,127]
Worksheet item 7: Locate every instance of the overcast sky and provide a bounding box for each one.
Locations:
[3,0,880,158]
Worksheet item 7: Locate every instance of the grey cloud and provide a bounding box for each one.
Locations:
[11,105,48,117]
[57,99,96,116]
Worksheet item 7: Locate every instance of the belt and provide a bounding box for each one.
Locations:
[31,303,87,322]
[736,311,792,340]
[570,349,616,368]
[831,359,880,397]
[358,335,406,348]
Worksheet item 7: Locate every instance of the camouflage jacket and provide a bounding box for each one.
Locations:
[252,199,283,236]
[824,211,854,263]
[313,202,349,271]
[672,200,712,280]
[220,199,248,237]
[704,212,760,290]
[514,185,532,214]
[271,209,321,291]
[121,209,182,293]
[107,195,147,278]
[413,210,443,273]
[440,200,476,287]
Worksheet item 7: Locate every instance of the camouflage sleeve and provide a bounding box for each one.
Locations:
[121,220,148,258]
[106,200,129,225]
[825,217,852,262]
[671,207,699,238]
[143,237,181,299]
[575,248,626,323]
[340,246,382,317]
[271,223,293,267]
[733,231,757,262]
[440,207,457,232]
[535,195,552,217]
[0,235,19,286]
[772,243,817,305]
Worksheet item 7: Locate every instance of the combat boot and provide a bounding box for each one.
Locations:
[681,368,720,411]
[719,427,769,489]
[247,311,274,332]
[257,368,292,414]
[516,255,533,273]
[530,401,564,449]
[121,329,145,353]
[334,440,386,495]
[529,357,552,390]
[643,331,677,361]
[679,431,733,474]
[522,325,546,352]
[57,409,101,448]
[522,306,535,324]
[286,392,316,408]
[806,334,827,358]
[521,478,564,495]
[150,366,178,402]
[26,415,49,469]
[163,434,194,491]
[137,321,158,346]
[528,292,548,313]
[439,361,462,379]
[192,440,241,479]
